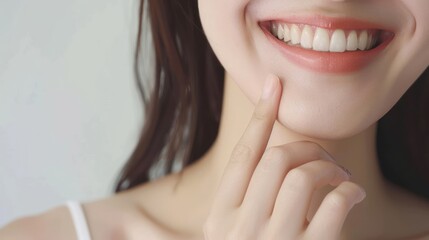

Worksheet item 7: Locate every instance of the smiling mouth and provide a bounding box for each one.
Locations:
[259,17,395,73]
[261,20,394,53]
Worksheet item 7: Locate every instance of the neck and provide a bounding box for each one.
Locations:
[183,73,429,239]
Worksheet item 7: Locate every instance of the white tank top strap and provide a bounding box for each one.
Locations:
[66,201,92,240]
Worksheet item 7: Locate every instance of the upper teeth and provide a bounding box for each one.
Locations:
[270,22,379,52]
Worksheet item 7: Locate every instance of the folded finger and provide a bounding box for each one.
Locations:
[304,181,366,239]
[266,159,351,238]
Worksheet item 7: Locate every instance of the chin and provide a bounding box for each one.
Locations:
[276,103,378,141]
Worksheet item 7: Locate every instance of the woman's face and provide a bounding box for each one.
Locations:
[198,0,429,139]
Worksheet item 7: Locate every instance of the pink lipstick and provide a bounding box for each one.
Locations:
[259,16,395,73]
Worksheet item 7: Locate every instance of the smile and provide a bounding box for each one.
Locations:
[270,22,380,52]
[259,16,395,73]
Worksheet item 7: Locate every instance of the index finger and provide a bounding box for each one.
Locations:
[212,74,283,210]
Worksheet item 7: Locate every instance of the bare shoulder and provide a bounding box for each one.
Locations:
[0,194,171,240]
[81,174,190,240]
[0,174,190,240]
[113,173,194,240]
[0,205,76,240]
[120,172,205,240]
[83,189,180,240]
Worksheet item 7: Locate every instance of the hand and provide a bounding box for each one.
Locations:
[203,74,366,240]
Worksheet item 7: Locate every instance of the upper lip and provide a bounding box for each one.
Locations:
[258,14,396,47]
[259,14,395,32]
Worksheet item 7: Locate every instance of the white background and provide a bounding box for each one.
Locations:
[0,0,143,226]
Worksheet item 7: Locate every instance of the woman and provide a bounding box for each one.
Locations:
[2,0,429,239]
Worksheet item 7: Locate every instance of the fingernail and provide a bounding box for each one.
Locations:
[338,164,352,177]
[261,75,278,100]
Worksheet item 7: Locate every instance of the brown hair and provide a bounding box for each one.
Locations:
[377,68,429,198]
[115,0,429,199]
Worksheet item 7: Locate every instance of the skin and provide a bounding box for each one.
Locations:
[199,0,429,141]
[2,0,429,239]
[194,0,429,239]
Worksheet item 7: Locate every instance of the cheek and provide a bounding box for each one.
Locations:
[198,0,268,102]
[401,1,429,62]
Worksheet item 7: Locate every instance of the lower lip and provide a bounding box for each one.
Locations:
[260,25,394,74]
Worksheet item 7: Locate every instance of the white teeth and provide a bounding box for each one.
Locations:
[358,30,368,51]
[330,29,346,52]
[313,27,330,52]
[290,24,301,45]
[271,23,278,36]
[346,31,358,51]
[283,24,291,42]
[300,25,314,49]
[277,25,285,40]
[270,22,379,52]
[366,34,373,50]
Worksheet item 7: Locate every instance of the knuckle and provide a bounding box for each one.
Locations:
[279,144,298,161]
[265,146,292,162]
[230,143,254,163]
[264,147,283,160]
[253,104,270,121]
[284,168,313,191]
[304,141,335,161]
[261,147,291,170]
[300,140,325,158]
